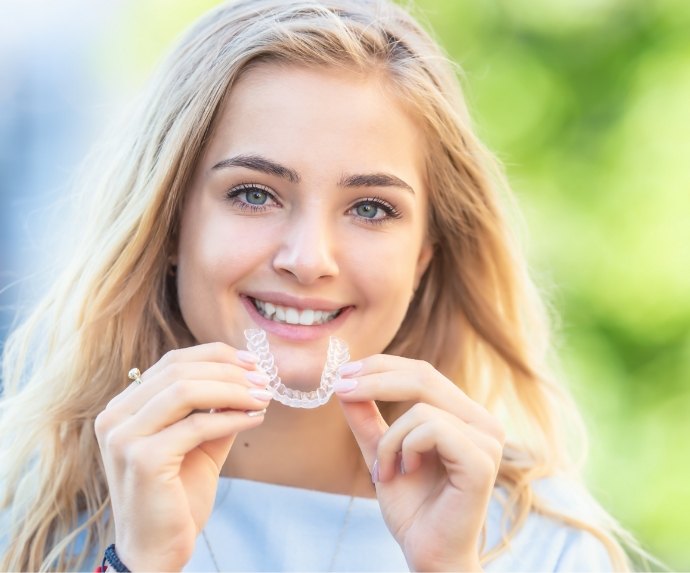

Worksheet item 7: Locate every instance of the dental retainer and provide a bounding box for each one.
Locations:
[244,328,350,408]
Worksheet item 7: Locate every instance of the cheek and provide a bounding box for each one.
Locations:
[175,214,270,309]
[178,211,268,276]
[349,236,420,322]
[178,227,226,290]
[373,235,423,286]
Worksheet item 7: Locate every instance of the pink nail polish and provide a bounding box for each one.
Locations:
[371,459,380,483]
[246,408,267,417]
[333,378,358,393]
[236,350,259,364]
[245,371,270,386]
[338,361,363,377]
[248,388,273,401]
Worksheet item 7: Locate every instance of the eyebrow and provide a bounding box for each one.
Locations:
[211,153,414,194]
[212,154,301,183]
[338,173,414,195]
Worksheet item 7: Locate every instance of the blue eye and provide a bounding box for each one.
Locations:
[350,197,402,224]
[225,183,278,211]
[246,189,268,205]
[356,203,380,219]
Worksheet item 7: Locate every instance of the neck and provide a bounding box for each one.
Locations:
[221,398,375,498]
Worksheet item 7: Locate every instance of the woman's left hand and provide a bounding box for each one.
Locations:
[335,355,505,572]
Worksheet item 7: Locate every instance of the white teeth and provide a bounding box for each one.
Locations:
[285,308,300,325]
[299,309,314,325]
[252,298,340,326]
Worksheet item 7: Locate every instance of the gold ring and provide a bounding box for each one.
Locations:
[128,367,143,386]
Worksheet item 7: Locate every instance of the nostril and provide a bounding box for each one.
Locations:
[272,240,339,283]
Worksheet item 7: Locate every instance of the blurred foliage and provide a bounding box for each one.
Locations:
[108,0,690,568]
[417,1,690,568]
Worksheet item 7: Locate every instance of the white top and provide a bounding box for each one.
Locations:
[184,477,613,572]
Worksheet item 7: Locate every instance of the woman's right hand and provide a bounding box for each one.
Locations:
[94,342,272,572]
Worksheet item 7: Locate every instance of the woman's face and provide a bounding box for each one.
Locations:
[176,64,432,388]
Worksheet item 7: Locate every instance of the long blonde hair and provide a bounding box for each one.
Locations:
[1,0,641,570]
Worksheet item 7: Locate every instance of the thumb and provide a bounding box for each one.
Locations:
[201,433,238,472]
[337,398,389,469]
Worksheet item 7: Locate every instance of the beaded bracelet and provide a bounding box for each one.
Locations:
[95,544,131,572]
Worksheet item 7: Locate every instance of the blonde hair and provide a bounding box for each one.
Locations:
[1,0,643,570]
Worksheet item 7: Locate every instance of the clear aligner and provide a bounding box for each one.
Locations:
[244,328,350,409]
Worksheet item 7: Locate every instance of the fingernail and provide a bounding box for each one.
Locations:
[400,458,406,475]
[371,459,380,483]
[246,408,267,417]
[236,350,259,364]
[338,361,363,377]
[248,388,273,402]
[245,371,270,386]
[333,378,358,393]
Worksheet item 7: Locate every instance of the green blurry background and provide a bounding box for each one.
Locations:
[419,2,690,569]
[100,0,690,568]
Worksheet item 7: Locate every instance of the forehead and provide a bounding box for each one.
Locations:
[200,63,427,187]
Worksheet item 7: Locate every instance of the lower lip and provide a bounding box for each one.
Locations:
[240,296,353,342]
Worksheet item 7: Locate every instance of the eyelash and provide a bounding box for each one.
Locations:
[225,183,279,212]
[350,196,402,225]
[224,184,403,224]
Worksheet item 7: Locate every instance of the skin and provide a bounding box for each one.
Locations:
[175,64,432,386]
[95,65,505,571]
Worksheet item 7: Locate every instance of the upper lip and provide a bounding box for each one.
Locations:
[243,292,348,312]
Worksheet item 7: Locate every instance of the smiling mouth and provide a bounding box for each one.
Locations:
[250,297,344,326]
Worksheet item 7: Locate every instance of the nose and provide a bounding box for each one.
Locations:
[272,210,340,284]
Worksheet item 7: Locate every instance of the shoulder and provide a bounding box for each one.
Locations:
[484,476,615,572]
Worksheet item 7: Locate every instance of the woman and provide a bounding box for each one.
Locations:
[0,0,642,570]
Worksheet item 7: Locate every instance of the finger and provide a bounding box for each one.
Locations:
[336,356,477,419]
[337,398,389,471]
[377,403,503,483]
[198,434,242,473]
[108,360,269,416]
[134,409,266,474]
[400,420,499,494]
[336,355,503,440]
[110,342,259,406]
[122,379,273,436]
[146,342,259,380]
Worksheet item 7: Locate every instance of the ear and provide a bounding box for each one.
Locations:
[168,232,180,267]
[413,240,434,290]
